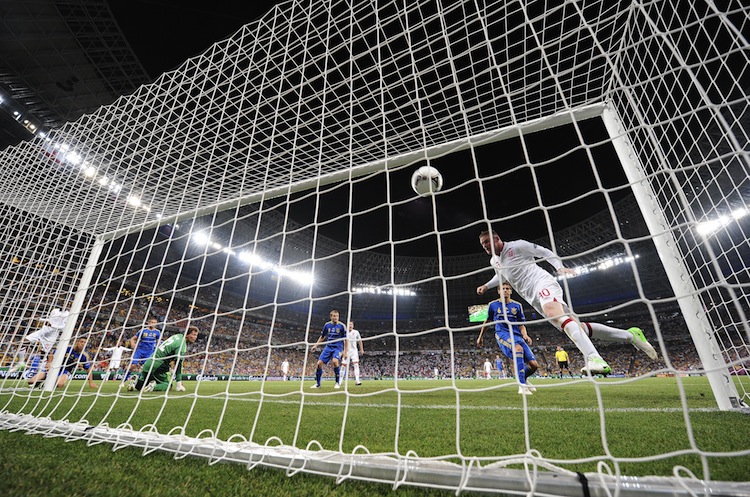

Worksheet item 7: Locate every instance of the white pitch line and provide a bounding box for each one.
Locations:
[235,396,723,413]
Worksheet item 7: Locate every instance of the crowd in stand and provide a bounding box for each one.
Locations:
[4,284,744,381]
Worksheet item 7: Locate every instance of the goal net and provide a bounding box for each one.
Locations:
[1,0,748,494]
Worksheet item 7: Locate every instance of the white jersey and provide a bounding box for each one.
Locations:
[281,360,289,373]
[485,240,565,313]
[346,328,362,362]
[483,360,492,373]
[104,345,131,368]
[47,308,70,329]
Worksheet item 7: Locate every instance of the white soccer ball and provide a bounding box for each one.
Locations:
[411,166,443,196]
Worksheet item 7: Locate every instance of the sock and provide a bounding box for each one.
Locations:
[334,366,340,384]
[561,317,601,359]
[524,365,534,379]
[583,322,632,343]
[315,368,322,385]
[515,353,526,384]
[354,363,360,382]
[122,371,130,382]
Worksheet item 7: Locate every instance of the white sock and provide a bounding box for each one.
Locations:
[561,317,602,359]
[354,363,360,382]
[583,322,633,343]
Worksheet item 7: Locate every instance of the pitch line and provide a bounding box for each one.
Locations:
[243,397,722,413]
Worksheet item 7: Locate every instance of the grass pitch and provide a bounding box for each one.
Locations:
[1,375,749,495]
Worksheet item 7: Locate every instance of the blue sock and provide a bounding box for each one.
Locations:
[515,354,526,384]
[334,366,340,383]
[524,366,534,379]
[315,368,322,386]
[122,371,130,382]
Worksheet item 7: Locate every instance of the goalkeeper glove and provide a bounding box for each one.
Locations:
[175,382,186,392]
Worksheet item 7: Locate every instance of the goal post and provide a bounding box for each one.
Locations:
[601,104,744,411]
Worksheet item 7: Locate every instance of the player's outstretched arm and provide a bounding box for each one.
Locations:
[476,317,490,348]
[310,335,324,352]
[86,368,96,389]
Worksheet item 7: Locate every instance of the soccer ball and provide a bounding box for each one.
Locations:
[411,165,443,196]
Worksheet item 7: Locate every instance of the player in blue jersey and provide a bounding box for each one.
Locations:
[27,336,97,389]
[310,310,348,389]
[494,354,505,379]
[476,283,539,395]
[122,317,161,388]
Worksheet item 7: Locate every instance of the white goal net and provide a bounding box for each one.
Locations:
[1,0,749,494]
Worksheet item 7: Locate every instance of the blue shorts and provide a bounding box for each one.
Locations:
[319,346,343,365]
[132,349,154,366]
[495,333,536,363]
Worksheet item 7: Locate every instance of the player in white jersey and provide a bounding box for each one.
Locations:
[341,321,364,385]
[482,358,492,379]
[24,307,70,354]
[476,230,657,375]
[281,358,290,381]
[102,341,131,382]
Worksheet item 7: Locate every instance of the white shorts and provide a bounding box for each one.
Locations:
[25,326,61,354]
[344,351,359,364]
[109,360,122,370]
[528,281,569,316]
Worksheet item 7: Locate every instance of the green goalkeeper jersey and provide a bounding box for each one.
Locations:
[145,333,189,381]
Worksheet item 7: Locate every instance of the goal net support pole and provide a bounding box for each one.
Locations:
[600,104,743,411]
[42,237,105,392]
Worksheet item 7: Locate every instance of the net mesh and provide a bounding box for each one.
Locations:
[1,0,749,493]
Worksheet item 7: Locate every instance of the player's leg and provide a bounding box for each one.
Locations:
[332,352,341,388]
[511,344,533,395]
[28,369,46,387]
[582,322,658,359]
[340,358,349,381]
[56,371,70,388]
[313,352,329,388]
[146,367,171,392]
[521,344,539,392]
[23,335,44,377]
[541,299,610,375]
[353,359,361,385]
[496,334,529,394]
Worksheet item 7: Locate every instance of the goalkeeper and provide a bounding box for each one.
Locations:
[129,326,199,392]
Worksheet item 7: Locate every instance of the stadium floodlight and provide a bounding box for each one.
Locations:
[191,231,210,246]
[65,151,82,165]
[696,208,747,236]
[0,1,748,496]
[732,208,747,220]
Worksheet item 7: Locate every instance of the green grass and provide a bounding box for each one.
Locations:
[1,376,749,495]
